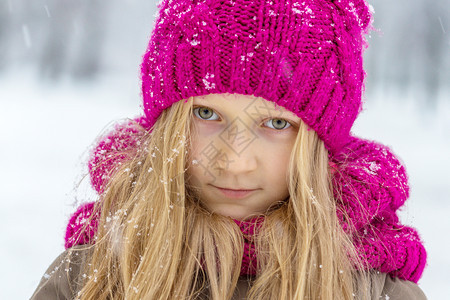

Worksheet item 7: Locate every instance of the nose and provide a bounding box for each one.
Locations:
[212,128,258,175]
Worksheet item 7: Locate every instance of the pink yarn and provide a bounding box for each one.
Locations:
[88,117,148,193]
[234,217,264,276]
[329,136,427,282]
[64,202,99,249]
[355,220,427,283]
[141,0,373,156]
[331,136,410,232]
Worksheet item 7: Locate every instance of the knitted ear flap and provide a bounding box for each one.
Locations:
[330,136,426,283]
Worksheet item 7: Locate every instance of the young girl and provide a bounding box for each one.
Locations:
[31,0,427,299]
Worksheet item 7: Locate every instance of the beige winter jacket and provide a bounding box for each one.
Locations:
[31,245,427,300]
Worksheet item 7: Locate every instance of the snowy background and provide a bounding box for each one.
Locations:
[0,0,449,299]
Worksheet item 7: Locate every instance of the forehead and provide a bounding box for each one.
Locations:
[193,94,300,119]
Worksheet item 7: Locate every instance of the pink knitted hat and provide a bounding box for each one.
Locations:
[65,0,427,283]
[140,0,372,155]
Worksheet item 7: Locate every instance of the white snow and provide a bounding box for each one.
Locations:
[0,70,448,299]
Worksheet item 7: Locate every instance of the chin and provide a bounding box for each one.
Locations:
[213,208,259,221]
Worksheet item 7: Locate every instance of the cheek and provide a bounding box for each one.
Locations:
[261,143,291,188]
[185,133,211,184]
[263,143,291,169]
[186,128,202,162]
[188,122,219,158]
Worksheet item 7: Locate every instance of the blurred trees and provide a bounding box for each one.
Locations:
[364,0,449,104]
[39,0,107,79]
[0,0,448,100]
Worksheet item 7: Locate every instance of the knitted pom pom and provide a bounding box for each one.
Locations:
[88,117,149,194]
[331,136,409,232]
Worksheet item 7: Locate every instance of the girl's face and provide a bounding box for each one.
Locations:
[186,93,301,220]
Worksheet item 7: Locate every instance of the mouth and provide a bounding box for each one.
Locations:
[212,185,259,199]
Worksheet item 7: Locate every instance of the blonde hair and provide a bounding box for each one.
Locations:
[77,97,369,299]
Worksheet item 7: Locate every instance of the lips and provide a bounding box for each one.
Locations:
[216,186,256,191]
[212,185,259,199]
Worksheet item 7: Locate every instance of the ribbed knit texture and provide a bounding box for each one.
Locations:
[64,0,427,284]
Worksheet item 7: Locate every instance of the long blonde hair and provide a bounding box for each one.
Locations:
[77,97,369,299]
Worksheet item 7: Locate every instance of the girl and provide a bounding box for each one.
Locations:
[31,0,427,299]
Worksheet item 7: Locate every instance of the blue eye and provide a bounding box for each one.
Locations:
[193,107,220,121]
[264,119,292,130]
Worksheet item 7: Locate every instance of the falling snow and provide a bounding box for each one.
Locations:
[1,1,448,294]
[44,5,51,18]
[0,72,446,300]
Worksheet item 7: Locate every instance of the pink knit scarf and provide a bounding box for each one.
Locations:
[233,217,263,276]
